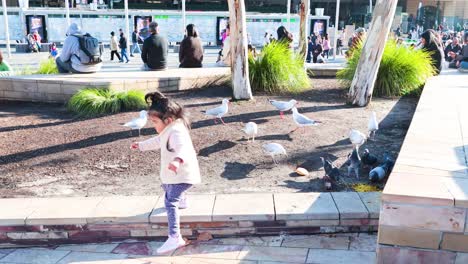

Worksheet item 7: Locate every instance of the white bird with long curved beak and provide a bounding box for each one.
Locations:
[349,129,367,150]
[123,110,147,136]
[290,107,321,133]
[368,112,379,140]
[242,122,258,142]
[263,143,287,164]
[205,98,230,125]
[269,99,297,119]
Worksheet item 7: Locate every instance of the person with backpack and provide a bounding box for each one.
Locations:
[119,32,130,63]
[55,23,102,74]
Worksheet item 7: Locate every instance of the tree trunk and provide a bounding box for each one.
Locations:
[228,0,253,100]
[346,0,398,106]
[298,0,309,63]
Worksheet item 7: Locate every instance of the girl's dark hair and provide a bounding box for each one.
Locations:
[421,29,442,50]
[277,26,293,43]
[145,91,190,129]
[186,24,199,38]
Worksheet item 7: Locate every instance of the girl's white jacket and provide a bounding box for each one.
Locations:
[138,119,201,185]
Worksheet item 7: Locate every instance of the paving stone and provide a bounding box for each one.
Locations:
[112,242,152,256]
[357,192,381,219]
[331,192,369,219]
[349,233,377,252]
[237,246,308,263]
[0,248,70,264]
[215,236,283,247]
[380,202,465,232]
[26,197,104,225]
[0,198,37,226]
[173,244,243,259]
[88,196,159,224]
[377,245,456,264]
[281,234,350,250]
[56,243,119,253]
[274,193,339,220]
[212,194,274,222]
[188,258,255,264]
[56,251,128,264]
[306,249,376,264]
[443,178,468,208]
[150,194,215,223]
[125,256,190,264]
[0,249,15,255]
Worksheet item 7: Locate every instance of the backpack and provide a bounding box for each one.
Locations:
[73,34,102,65]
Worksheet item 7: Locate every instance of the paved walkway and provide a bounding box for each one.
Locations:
[0,233,376,264]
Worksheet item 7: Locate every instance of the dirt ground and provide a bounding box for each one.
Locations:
[0,79,418,198]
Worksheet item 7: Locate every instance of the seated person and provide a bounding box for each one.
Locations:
[0,50,13,77]
[141,22,168,71]
[55,23,102,74]
[179,24,203,68]
[445,37,462,66]
[456,34,468,71]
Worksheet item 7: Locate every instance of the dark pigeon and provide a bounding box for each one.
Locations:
[361,148,378,166]
[369,155,395,182]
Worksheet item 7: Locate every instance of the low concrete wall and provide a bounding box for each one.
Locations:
[0,68,230,104]
[377,71,468,264]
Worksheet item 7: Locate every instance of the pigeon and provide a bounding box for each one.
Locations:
[263,143,287,164]
[123,110,147,136]
[349,129,367,150]
[361,148,378,166]
[269,99,297,119]
[369,155,395,182]
[205,98,230,125]
[345,148,361,179]
[242,122,258,142]
[290,107,321,133]
[320,157,340,181]
[368,112,379,140]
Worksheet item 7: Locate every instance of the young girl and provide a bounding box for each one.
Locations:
[131,91,201,254]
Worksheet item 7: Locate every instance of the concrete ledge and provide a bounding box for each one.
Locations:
[0,192,380,244]
[377,70,468,263]
[0,67,230,103]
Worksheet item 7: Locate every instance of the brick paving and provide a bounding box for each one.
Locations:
[0,233,376,263]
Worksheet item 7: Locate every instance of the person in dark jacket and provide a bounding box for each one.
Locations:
[141,22,168,71]
[444,37,462,62]
[119,32,130,63]
[130,28,141,57]
[179,24,203,68]
[420,29,444,75]
[306,36,313,63]
[312,41,323,63]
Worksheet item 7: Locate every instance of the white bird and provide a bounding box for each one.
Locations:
[349,129,367,149]
[242,122,258,142]
[268,99,297,119]
[368,112,379,140]
[123,110,148,136]
[205,98,230,125]
[263,143,287,164]
[290,107,321,133]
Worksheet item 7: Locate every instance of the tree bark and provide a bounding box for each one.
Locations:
[228,0,253,100]
[346,0,398,106]
[298,0,309,63]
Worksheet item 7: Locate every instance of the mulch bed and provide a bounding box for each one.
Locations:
[0,78,418,197]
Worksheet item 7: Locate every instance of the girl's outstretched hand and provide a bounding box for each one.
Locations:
[168,158,182,174]
[130,142,139,150]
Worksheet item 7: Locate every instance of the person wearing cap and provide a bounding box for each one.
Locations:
[141,22,168,71]
[55,23,102,74]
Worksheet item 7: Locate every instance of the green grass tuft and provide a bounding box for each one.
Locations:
[249,41,310,94]
[67,88,147,117]
[36,58,59,75]
[337,39,435,97]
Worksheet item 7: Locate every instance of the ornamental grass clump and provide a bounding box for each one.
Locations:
[68,88,146,117]
[36,58,59,74]
[249,41,309,94]
[337,39,435,97]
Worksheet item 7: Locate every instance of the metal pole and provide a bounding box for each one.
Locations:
[65,0,70,26]
[182,0,186,37]
[332,0,340,60]
[369,0,372,13]
[287,0,291,30]
[124,0,130,49]
[2,0,11,58]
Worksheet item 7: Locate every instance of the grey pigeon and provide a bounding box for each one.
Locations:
[369,155,394,182]
[361,149,378,166]
[320,157,340,181]
[345,148,361,179]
